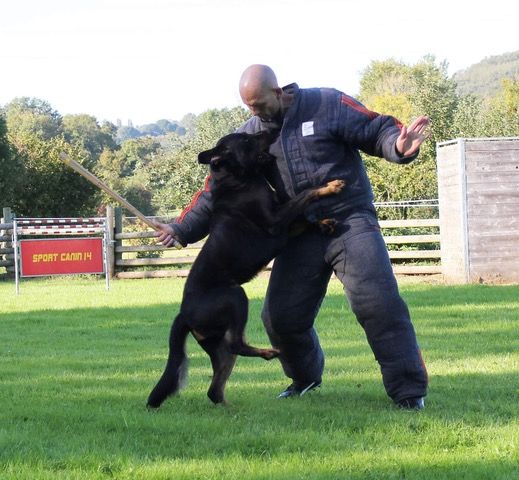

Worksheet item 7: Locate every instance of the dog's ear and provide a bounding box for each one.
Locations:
[198,147,219,165]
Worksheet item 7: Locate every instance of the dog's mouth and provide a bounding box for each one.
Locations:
[258,151,275,164]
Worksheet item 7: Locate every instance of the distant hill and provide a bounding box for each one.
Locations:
[453,50,519,97]
[115,118,186,144]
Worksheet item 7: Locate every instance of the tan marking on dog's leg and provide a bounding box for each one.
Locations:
[191,330,206,341]
[316,179,345,197]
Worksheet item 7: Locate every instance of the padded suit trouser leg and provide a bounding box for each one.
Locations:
[261,211,428,402]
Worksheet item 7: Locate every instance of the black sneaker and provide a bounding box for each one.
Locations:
[277,381,321,398]
[396,397,425,410]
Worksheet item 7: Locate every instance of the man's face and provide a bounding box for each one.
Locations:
[241,87,282,122]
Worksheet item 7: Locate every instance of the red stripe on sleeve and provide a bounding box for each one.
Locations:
[341,95,379,120]
[176,175,212,223]
[392,117,403,130]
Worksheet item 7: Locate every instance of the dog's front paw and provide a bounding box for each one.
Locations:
[260,348,280,360]
[318,218,337,235]
[326,179,345,193]
[317,180,346,197]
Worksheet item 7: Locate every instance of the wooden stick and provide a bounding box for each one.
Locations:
[60,153,159,231]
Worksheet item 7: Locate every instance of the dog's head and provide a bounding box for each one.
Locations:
[198,131,276,176]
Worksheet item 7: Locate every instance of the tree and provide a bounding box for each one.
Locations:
[481,78,519,137]
[409,56,458,160]
[9,134,99,216]
[136,119,183,137]
[179,113,197,135]
[359,59,412,109]
[0,113,25,210]
[119,136,161,174]
[138,123,165,137]
[94,137,162,215]
[62,114,117,169]
[116,125,142,144]
[156,119,180,134]
[4,98,100,216]
[4,97,62,142]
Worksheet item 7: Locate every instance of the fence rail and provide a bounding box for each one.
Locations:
[0,209,14,272]
[1,207,442,279]
[111,214,441,278]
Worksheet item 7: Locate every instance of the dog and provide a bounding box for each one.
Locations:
[147,130,345,407]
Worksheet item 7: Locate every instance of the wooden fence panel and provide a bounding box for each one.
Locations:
[112,217,441,278]
[0,208,14,276]
[1,208,442,278]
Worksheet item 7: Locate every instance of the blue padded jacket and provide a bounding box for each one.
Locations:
[171,83,417,245]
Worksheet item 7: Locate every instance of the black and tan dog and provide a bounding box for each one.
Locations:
[147,131,344,407]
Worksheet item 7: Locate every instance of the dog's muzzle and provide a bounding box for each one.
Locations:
[258,152,275,165]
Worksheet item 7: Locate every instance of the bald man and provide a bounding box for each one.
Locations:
[155,64,429,410]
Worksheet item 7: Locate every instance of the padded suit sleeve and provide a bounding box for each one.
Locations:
[337,93,418,164]
[170,175,213,245]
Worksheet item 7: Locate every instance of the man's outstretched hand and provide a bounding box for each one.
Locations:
[153,220,183,249]
[396,116,431,157]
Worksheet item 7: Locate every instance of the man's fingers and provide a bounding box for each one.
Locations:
[157,233,182,248]
[407,117,432,144]
[398,124,408,141]
[155,230,167,241]
[161,234,174,246]
[409,116,430,132]
[166,236,182,249]
[155,230,171,245]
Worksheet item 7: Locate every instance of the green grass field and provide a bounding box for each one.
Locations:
[1,276,518,479]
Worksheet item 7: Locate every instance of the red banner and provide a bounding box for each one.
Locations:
[20,238,104,276]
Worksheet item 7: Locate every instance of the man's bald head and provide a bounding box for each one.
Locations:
[239,65,283,122]
[239,65,279,97]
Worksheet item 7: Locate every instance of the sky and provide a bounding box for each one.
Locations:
[2,0,518,126]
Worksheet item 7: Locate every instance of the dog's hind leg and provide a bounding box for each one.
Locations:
[147,313,190,409]
[198,335,237,404]
[226,286,279,360]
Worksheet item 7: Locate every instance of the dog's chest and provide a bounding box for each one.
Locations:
[214,183,278,228]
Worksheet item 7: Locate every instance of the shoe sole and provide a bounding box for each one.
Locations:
[277,381,321,398]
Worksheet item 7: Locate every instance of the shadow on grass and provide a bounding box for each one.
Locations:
[399,283,519,308]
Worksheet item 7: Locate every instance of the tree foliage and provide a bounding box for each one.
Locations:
[481,78,519,137]
[9,133,99,216]
[95,137,162,215]
[3,98,99,216]
[0,114,25,211]
[145,107,250,214]
[5,97,62,142]
[62,114,117,169]
[115,119,185,143]
[453,50,519,97]
[1,57,517,220]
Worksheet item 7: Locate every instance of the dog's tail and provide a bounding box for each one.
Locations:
[147,313,190,409]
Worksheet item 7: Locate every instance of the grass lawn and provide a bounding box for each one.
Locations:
[0,276,518,479]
